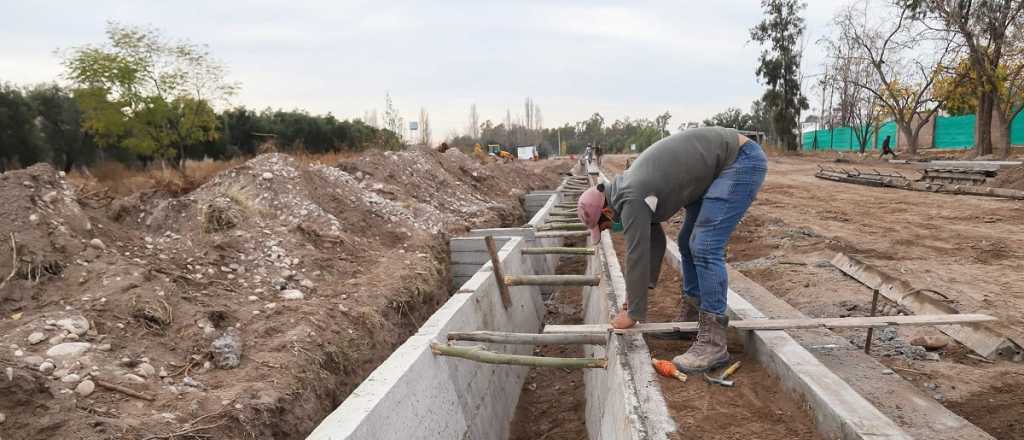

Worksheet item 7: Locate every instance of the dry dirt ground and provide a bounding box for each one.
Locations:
[604,153,1024,439]
[0,149,565,439]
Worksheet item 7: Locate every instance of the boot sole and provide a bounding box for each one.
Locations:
[674,355,731,374]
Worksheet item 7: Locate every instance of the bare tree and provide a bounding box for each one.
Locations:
[418,107,432,147]
[468,104,480,139]
[383,92,404,144]
[833,1,958,155]
[924,1,1024,157]
[822,5,885,153]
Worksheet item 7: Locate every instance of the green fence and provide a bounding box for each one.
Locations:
[803,112,1023,150]
[934,114,975,149]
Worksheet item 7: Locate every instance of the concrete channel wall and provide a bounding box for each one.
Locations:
[580,230,676,440]
[309,186,569,439]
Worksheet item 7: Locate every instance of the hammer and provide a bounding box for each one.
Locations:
[703,361,742,387]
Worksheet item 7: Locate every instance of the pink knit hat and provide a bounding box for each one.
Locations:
[577,187,605,244]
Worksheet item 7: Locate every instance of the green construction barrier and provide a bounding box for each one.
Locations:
[934,114,975,149]
[1012,111,1024,145]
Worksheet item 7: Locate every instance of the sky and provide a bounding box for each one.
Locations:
[1,0,846,140]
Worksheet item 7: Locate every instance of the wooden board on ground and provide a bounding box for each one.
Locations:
[543,313,997,335]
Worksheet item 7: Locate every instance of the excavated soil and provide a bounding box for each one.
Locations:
[610,234,820,440]
[0,149,565,439]
[605,153,1024,439]
[989,165,1024,191]
[510,248,588,440]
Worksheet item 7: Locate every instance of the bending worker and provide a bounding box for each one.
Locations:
[576,127,767,373]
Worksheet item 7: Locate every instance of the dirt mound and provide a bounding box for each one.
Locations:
[0,152,563,439]
[0,164,94,298]
[989,166,1024,190]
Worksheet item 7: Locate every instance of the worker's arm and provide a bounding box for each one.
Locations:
[649,222,665,289]
[621,199,656,322]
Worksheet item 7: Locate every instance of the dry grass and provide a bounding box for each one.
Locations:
[69,158,244,197]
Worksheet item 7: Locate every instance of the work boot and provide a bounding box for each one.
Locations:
[672,311,730,374]
[651,295,701,340]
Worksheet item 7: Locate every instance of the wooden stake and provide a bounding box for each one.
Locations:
[95,379,155,401]
[521,247,595,255]
[447,331,606,345]
[504,274,600,286]
[483,236,512,309]
[430,343,607,369]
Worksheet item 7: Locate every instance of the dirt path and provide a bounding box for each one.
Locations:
[604,153,1024,439]
[510,249,588,440]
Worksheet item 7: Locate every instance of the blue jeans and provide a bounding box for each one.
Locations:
[677,141,767,315]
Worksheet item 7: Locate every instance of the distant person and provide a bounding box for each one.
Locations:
[576,127,767,374]
[584,144,594,164]
[879,136,897,159]
[595,145,603,166]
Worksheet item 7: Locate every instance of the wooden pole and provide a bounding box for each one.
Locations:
[865,289,880,355]
[536,231,590,238]
[430,343,607,369]
[543,313,1001,335]
[521,247,595,255]
[447,331,606,345]
[483,236,512,309]
[505,274,600,286]
[536,223,587,231]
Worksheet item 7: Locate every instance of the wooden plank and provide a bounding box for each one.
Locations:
[447,331,606,345]
[831,252,1023,360]
[543,314,998,335]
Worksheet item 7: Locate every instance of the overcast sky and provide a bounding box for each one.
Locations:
[1,0,846,139]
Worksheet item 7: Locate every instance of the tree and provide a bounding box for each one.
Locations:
[822,9,886,154]
[418,107,432,147]
[831,1,957,155]
[702,107,755,130]
[467,104,480,139]
[62,22,237,166]
[0,83,44,170]
[751,0,810,150]
[26,84,96,172]
[382,92,404,146]
[921,0,1024,157]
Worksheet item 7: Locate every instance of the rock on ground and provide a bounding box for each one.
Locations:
[45,342,92,361]
[75,380,95,397]
[211,330,243,369]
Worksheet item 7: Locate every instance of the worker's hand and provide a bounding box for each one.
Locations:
[612,309,637,329]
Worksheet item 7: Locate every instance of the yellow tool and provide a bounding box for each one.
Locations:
[704,361,742,387]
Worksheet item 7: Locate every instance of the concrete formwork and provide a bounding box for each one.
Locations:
[308,236,546,440]
[310,179,583,440]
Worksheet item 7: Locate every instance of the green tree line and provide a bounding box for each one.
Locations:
[0,82,402,172]
[0,22,402,172]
